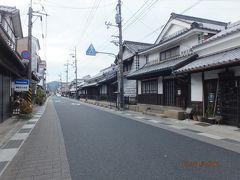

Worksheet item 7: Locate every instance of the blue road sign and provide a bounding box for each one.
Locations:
[21,50,31,60]
[86,44,97,56]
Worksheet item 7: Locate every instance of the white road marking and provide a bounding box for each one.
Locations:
[22,124,35,129]
[198,133,223,140]
[33,115,41,118]
[0,149,18,161]
[28,119,38,122]
[10,133,29,140]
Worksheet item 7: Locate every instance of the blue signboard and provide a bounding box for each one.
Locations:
[14,79,29,92]
[15,80,29,85]
[86,44,97,56]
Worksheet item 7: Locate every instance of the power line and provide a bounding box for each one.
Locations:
[43,0,112,10]
[138,0,204,42]
[76,0,102,46]
[181,0,203,14]
[97,0,160,51]
[123,0,161,31]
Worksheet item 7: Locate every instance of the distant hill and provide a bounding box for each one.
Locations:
[47,81,60,92]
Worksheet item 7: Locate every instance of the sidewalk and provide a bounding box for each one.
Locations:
[0,99,71,180]
[0,104,41,148]
[78,99,240,146]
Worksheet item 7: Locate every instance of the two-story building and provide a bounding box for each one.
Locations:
[0,5,26,122]
[176,21,240,127]
[122,41,152,104]
[128,13,227,110]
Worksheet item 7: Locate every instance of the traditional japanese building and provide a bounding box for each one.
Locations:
[79,65,117,102]
[121,41,152,104]
[176,21,240,127]
[0,6,26,122]
[128,13,227,109]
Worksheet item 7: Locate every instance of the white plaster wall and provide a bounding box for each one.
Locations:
[180,35,198,53]
[148,52,159,63]
[191,73,203,102]
[123,48,133,60]
[138,81,141,95]
[158,77,163,94]
[139,55,147,68]
[195,33,240,57]
[164,24,186,37]
[124,78,136,97]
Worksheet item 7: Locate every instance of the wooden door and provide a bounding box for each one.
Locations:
[163,79,176,106]
[218,78,238,126]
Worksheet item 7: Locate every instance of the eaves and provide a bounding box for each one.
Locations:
[139,27,219,55]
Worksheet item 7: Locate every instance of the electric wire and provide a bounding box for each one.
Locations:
[138,0,204,42]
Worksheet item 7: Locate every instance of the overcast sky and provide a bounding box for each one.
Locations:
[1,0,240,82]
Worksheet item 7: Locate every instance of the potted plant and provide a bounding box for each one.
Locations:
[36,88,46,106]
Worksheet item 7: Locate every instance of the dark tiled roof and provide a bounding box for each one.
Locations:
[123,40,153,53]
[176,48,240,73]
[171,13,227,27]
[127,54,197,79]
[194,23,240,48]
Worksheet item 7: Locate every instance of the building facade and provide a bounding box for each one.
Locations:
[0,6,26,122]
[176,21,240,127]
[122,41,152,103]
[128,13,227,108]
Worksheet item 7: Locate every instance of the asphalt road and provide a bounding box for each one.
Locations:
[53,97,240,180]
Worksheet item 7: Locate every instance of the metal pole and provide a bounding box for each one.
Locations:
[117,0,124,110]
[75,47,78,99]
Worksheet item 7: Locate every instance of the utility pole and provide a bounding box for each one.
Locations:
[59,73,62,93]
[116,0,124,110]
[75,47,78,99]
[64,61,69,84]
[28,0,33,85]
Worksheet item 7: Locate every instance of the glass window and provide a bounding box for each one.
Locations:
[142,80,158,94]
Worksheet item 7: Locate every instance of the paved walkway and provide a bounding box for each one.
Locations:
[1,99,71,180]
